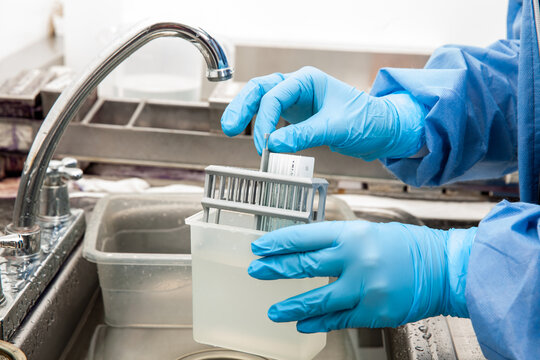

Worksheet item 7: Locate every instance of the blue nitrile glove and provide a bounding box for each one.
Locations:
[221,66,427,160]
[248,221,476,332]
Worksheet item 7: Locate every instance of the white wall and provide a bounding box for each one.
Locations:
[0,0,57,61]
[61,0,509,98]
[0,0,508,67]
[196,0,509,54]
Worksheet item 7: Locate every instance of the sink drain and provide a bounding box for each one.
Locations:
[0,341,26,360]
[177,349,267,360]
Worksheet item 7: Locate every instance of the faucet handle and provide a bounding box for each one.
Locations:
[39,157,82,220]
[45,157,83,186]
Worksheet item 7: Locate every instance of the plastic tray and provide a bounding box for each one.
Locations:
[83,193,202,327]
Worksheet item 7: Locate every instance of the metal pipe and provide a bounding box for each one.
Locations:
[11,21,233,230]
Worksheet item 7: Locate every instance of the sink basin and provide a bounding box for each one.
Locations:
[75,193,387,360]
[87,325,366,360]
[83,193,202,327]
[60,190,482,360]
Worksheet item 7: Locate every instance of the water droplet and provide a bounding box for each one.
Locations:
[415,346,424,351]
[418,325,427,333]
[423,333,432,340]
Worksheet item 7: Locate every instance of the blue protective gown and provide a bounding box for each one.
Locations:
[371,0,540,358]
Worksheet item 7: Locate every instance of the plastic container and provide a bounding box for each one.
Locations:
[83,193,202,327]
[64,2,206,101]
[186,210,328,360]
[111,37,203,101]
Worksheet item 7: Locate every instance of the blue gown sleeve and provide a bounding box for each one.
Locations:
[370,39,519,187]
[466,200,540,359]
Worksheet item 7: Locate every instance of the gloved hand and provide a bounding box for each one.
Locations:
[221,66,427,160]
[248,220,476,332]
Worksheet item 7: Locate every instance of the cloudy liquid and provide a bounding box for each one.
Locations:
[192,255,327,360]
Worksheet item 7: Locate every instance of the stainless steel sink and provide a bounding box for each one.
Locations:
[60,194,388,360]
[86,325,375,360]
[0,190,485,360]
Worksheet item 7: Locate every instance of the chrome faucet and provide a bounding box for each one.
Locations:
[0,22,232,333]
[1,22,233,255]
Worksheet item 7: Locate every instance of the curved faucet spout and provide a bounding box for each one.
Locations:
[12,21,233,230]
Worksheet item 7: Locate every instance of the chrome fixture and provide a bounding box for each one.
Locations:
[39,157,83,220]
[3,21,233,255]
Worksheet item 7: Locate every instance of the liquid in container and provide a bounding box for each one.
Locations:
[186,210,328,360]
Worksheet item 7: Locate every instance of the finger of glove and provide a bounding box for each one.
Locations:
[267,279,357,323]
[248,247,342,280]
[253,75,310,153]
[251,221,345,256]
[221,73,285,138]
[268,111,330,153]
